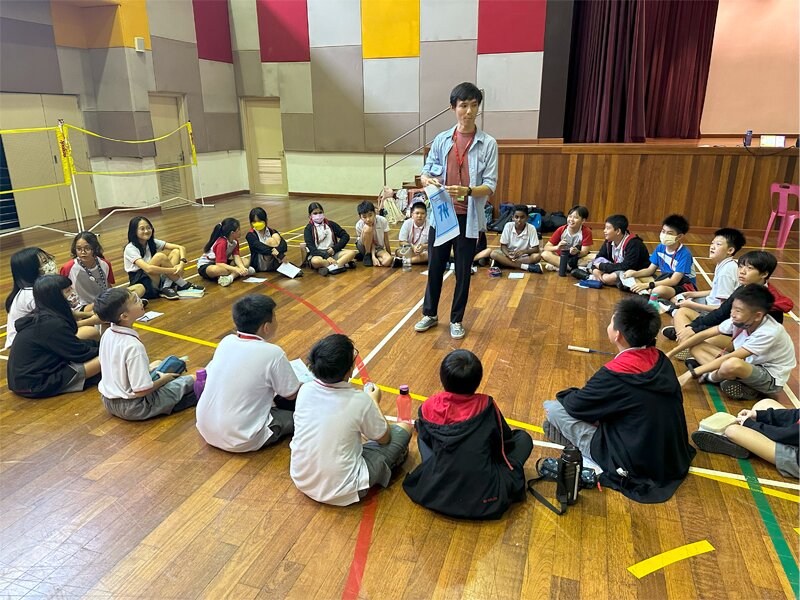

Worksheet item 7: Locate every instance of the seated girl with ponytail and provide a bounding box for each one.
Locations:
[246,207,301,276]
[197,217,255,287]
[300,202,357,276]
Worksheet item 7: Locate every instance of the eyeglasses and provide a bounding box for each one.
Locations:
[353,347,359,358]
[75,246,93,253]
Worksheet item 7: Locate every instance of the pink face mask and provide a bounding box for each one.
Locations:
[311,213,325,224]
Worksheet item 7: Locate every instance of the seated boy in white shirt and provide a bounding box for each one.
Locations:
[290,334,413,506]
[396,202,429,265]
[356,200,393,267]
[668,284,796,401]
[94,288,197,421]
[489,205,541,272]
[196,295,300,452]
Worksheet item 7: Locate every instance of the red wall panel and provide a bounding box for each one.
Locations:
[478,0,547,55]
[192,0,233,63]
[257,0,310,63]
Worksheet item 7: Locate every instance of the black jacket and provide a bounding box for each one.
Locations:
[595,235,650,273]
[7,312,99,398]
[559,351,695,503]
[303,220,350,258]
[246,227,288,262]
[690,282,790,332]
[403,398,527,520]
[744,408,799,448]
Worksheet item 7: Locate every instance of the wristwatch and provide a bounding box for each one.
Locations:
[648,281,655,290]
[466,186,472,197]
[179,258,188,263]
[688,366,698,378]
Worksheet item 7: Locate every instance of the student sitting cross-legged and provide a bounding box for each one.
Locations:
[290,334,413,506]
[196,295,300,452]
[542,296,696,503]
[667,284,796,401]
[403,349,533,519]
[94,288,197,421]
[489,204,542,273]
[356,200,393,267]
[540,205,593,275]
[584,214,650,285]
[395,201,430,265]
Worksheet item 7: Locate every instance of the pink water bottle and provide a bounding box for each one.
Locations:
[397,385,412,424]
[194,368,207,400]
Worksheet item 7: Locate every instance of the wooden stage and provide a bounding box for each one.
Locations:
[0,195,798,599]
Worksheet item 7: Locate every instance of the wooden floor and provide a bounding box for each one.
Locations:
[1,195,798,599]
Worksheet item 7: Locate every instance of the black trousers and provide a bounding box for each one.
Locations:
[423,214,477,324]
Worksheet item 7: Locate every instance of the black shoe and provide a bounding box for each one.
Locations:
[159,288,179,300]
[477,257,489,267]
[318,267,329,276]
[570,268,590,281]
[691,430,750,459]
[616,279,630,292]
[347,260,357,269]
[684,358,701,371]
[363,254,373,267]
[392,256,403,268]
[661,326,677,341]
[720,380,761,401]
[178,282,205,292]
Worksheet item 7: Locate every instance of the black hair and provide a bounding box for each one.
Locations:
[32,274,76,332]
[357,200,376,216]
[232,294,276,334]
[714,227,746,255]
[308,334,355,384]
[249,207,268,225]
[411,201,427,213]
[308,202,324,215]
[440,349,483,395]
[513,204,529,215]
[71,231,104,259]
[605,214,629,233]
[733,283,775,314]
[568,205,589,220]
[450,82,483,107]
[5,247,53,312]
[93,287,132,325]
[737,250,777,280]
[612,296,660,348]
[127,216,157,259]
[662,214,690,235]
[203,217,240,253]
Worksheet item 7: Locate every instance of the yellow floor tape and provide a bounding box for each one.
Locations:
[627,540,715,579]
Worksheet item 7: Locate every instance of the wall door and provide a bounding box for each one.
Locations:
[149,94,193,205]
[242,98,287,195]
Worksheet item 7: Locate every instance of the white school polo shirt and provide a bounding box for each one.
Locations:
[399,219,429,247]
[707,257,738,306]
[355,215,390,246]
[196,332,300,452]
[718,315,796,388]
[123,238,167,273]
[500,222,539,253]
[4,288,35,349]
[290,380,388,506]
[98,324,154,399]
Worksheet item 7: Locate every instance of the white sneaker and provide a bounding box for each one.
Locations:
[247,266,256,276]
[414,315,438,332]
[450,322,465,339]
[218,274,234,287]
[544,263,558,272]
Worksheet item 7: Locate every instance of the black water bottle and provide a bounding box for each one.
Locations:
[558,249,571,277]
[557,444,583,505]
[743,130,752,147]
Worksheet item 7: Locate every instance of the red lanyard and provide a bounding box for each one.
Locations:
[410,224,424,245]
[666,244,683,270]
[451,130,474,185]
[237,332,262,341]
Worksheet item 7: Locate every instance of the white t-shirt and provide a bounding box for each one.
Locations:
[290,380,388,506]
[718,315,796,387]
[399,219,429,247]
[500,222,539,253]
[196,333,300,452]
[355,215,390,247]
[98,324,154,399]
[4,288,35,349]
[124,238,167,273]
[311,223,334,251]
[707,257,738,306]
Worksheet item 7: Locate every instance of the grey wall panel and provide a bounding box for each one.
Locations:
[482,110,539,140]
[58,47,96,110]
[233,50,264,97]
[0,18,62,94]
[282,113,315,151]
[185,92,208,153]
[88,47,150,112]
[150,36,202,98]
[538,0,574,138]
[310,45,364,151]
[364,113,421,153]
[204,113,243,152]
[145,0,197,44]
[90,111,156,158]
[419,40,477,122]
[1,1,52,25]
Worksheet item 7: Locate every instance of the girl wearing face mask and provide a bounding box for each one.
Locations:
[301,203,357,276]
[246,207,302,276]
[5,247,57,349]
[7,275,102,399]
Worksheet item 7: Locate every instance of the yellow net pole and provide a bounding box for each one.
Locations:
[58,119,85,231]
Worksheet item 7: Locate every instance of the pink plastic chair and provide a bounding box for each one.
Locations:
[762,183,799,249]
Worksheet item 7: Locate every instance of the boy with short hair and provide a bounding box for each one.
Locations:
[289,334,412,506]
[585,214,650,285]
[540,205,593,275]
[356,200,393,267]
[94,288,197,420]
[542,296,695,503]
[667,284,796,401]
[622,214,696,299]
[195,295,300,452]
[489,205,542,272]
[396,201,429,264]
[403,349,533,519]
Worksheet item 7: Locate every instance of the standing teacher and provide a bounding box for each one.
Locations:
[415,82,497,340]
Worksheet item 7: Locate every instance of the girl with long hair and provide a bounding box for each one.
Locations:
[301,203,357,276]
[196,217,253,286]
[5,247,56,348]
[246,207,301,276]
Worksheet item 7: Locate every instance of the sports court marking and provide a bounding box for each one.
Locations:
[627,540,715,579]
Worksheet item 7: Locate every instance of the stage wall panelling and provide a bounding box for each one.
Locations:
[477,0,546,54]
[192,0,233,63]
[361,0,420,59]
[256,0,310,63]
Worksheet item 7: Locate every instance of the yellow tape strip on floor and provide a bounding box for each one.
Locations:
[132,322,219,348]
[627,540,715,579]
[692,471,800,503]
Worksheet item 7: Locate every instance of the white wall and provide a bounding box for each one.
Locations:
[285,151,423,196]
[90,157,160,209]
[192,150,248,199]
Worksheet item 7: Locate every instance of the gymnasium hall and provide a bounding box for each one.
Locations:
[0,0,798,598]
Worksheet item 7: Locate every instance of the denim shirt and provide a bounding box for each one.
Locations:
[422,125,498,239]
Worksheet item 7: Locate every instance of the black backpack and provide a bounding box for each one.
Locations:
[488,205,515,232]
[540,211,567,233]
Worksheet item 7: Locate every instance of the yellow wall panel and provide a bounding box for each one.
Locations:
[361,0,419,59]
[51,2,88,48]
[51,0,151,50]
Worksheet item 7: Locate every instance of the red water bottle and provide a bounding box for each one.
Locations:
[397,385,412,424]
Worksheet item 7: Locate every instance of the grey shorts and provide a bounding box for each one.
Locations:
[740,364,781,395]
[356,240,385,255]
[775,444,799,478]
[543,400,597,463]
[102,375,194,421]
[260,407,295,448]
[61,362,86,394]
[359,424,411,496]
